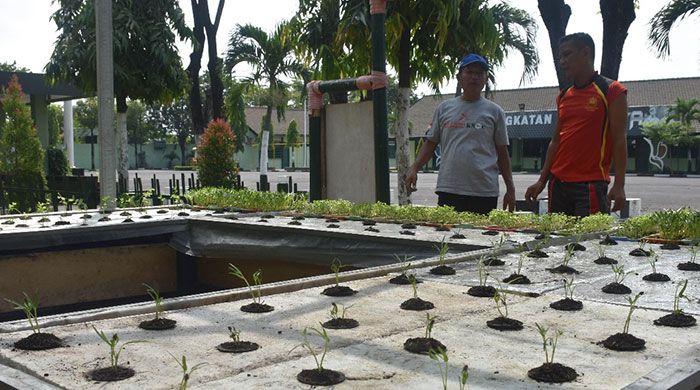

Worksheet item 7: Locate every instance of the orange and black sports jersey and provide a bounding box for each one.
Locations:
[550,78,627,183]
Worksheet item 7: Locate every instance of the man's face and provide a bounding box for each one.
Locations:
[559,41,589,80]
[458,63,487,94]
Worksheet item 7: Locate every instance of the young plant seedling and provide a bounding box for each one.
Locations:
[467,257,497,297]
[642,250,670,282]
[228,264,274,312]
[550,277,583,311]
[487,282,523,330]
[389,254,418,285]
[400,275,435,311]
[403,312,447,354]
[321,258,357,296]
[528,236,550,258]
[4,292,63,350]
[602,264,632,294]
[629,240,651,257]
[601,292,646,351]
[323,302,359,329]
[653,280,697,327]
[295,326,346,386]
[170,353,206,390]
[594,242,618,264]
[427,347,450,390]
[546,245,580,274]
[89,326,145,381]
[216,326,261,353]
[5,292,41,334]
[527,323,578,383]
[138,283,177,330]
[430,236,456,275]
[98,196,112,221]
[503,253,531,284]
[678,244,700,271]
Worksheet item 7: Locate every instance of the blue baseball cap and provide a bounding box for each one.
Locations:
[458,54,488,71]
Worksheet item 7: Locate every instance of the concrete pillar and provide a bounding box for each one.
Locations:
[96,0,117,206]
[63,100,74,167]
[30,95,49,149]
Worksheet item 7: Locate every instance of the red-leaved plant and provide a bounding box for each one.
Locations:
[195,118,238,188]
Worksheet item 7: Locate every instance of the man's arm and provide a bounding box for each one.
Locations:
[524,119,561,202]
[496,145,515,211]
[607,93,628,212]
[405,139,438,193]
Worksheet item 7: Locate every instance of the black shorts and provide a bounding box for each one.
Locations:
[548,176,609,216]
[436,192,497,215]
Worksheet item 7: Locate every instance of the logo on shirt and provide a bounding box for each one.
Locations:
[444,112,468,129]
[585,96,599,111]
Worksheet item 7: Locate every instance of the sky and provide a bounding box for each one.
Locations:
[0,0,698,96]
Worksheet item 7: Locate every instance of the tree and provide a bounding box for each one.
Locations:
[286,119,300,168]
[538,0,571,90]
[148,97,193,164]
[47,104,63,146]
[665,98,700,171]
[74,97,99,170]
[641,120,684,172]
[0,61,29,72]
[196,118,237,187]
[649,0,700,58]
[223,77,248,153]
[599,0,636,80]
[47,0,191,183]
[126,100,155,168]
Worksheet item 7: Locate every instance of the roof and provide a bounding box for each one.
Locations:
[409,76,700,138]
[244,107,306,141]
[0,71,84,103]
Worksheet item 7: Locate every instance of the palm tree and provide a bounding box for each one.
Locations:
[649,0,700,58]
[665,98,700,171]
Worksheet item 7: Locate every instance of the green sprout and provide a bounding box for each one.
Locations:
[228,264,263,304]
[170,353,206,390]
[434,237,450,266]
[409,275,420,299]
[515,252,526,275]
[7,202,19,214]
[562,245,575,267]
[689,245,698,264]
[477,257,489,287]
[330,258,346,286]
[458,364,469,390]
[92,326,145,369]
[493,285,510,318]
[227,326,241,342]
[647,249,659,274]
[638,240,647,251]
[622,293,643,334]
[535,322,563,364]
[329,302,351,320]
[611,264,630,284]
[595,242,607,259]
[563,277,576,300]
[428,347,449,390]
[35,200,51,214]
[143,283,164,319]
[296,326,331,372]
[425,312,437,339]
[672,280,691,316]
[393,254,415,277]
[4,292,41,333]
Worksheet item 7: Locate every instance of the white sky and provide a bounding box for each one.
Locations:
[0,0,698,95]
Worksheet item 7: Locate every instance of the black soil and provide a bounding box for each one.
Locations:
[546,265,580,274]
[487,316,523,331]
[629,248,651,257]
[138,318,177,330]
[98,216,111,222]
[365,227,380,232]
[122,218,134,223]
[549,298,583,311]
[451,233,466,239]
[502,274,531,284]
[54,220,71,226]
[483,257,505,266]
[401,223,417,229]
[216,341,260,353]
[482,230,500,236]
[467,285,496,297]
[327,223,340,228]
[177,212,189,217]
[601,282,632,294]
[287,221,302,225]
[326,218,340,223]
[362,220,376,226]
[257,219,269,223]
[88,366,135,382]
[240,302,275,313]
[653,313,697,327]
[139,215,152,219]
[261,214,275,219]
[389,274,421,285]
[430,265,456,275]
[322,285,357,296]
[565,242,586,251]
[660,243,681,250]
[599,236,618,245]
[400,230,415,235]
[119,211,131,216]
[292,216,305,220]
[678,262,700,271]
[528,249,549,258]
[157,209,168,214]
[601,333,645,351]
[400,297,435,311]
[534,233,547,240]
[297,369,345,386]
[642,273,671,282]
[594,256,618,265]
[435,226,451,232]
[528,363,578,383]
[14,333,62,350]
[322,318,360,329]
[15,223,29,227]
[403,337,446,354]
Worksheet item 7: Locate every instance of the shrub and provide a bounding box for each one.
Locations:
[47,146,69,177]
[195,118,237,188]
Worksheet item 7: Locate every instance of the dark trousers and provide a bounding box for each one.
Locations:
[548,176,609,216]
[437,192,497,215]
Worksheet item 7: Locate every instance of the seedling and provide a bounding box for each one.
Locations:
[228,264,263,304]
[427,347,450,390]
[515,252,526,275]
[477,257,489,287]
[647,250,659,274]
[143,283,164,319]
[493,286,510,318]
[99,196,112,214]
[434,237,450,266]
[297,325,331,372]
[409,275,419,299]
[672,280,691,316]
[424,312,437,339]
[92,326,145,369]
[227,326,241,342]
[458,365,469,390]
[611,264,630,284]
[330,258,346,286]
[562,245,575,267]
[689,245,699,263]
[563,277,576,300]
[4,292,41,333]
[622,293,643,334]
[7,202,19,214]
[170,353,206,390]
[595,243,607,259]
[329,302,351,320]
[393,254,415,277]
[535,323,563,364]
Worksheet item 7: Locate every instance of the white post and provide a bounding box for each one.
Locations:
[96,0,116,206]
[303,100,308,167]
[62,100,74,167]
[260,130,269,176]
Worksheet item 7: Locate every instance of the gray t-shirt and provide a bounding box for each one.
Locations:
[426,96,508,197]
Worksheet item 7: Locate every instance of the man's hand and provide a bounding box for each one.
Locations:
[525,179,547,203]
[502,187,515,212]
[608,183,626,212]
[405,167,418,193]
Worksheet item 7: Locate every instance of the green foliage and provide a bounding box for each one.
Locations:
[409,274,419,299]
[434,237,449,266]
[535,323,563,364]
[487,209,536,229]
[92,326,145,369]
[47,104,63,146]
[493,286,510,318]
[228,264,263,304]
[537,213,576,235]
[196,119,238,188]
[170,353,206,390]
[611,264,630,285]
[186,187,306,212]
[618,213,658,239]
[562,245,575,267]
[330,258,346,286]
[652,207,696,240]
[424,312,437,339]
[286,119,300,148]
[4,292,41,333]
[223,78,248,153]
[296,326,331,372]
[477,257,489,287]
[563,277,576,300]
[143,283,164,319]
[673,279,691,315]
[329,302,350,320]
[46,146,70,177]
[427,347,450,390]
[623,293,643,334]
[227,326,241,342]
[0,61,30,72]
[572,213,615,234]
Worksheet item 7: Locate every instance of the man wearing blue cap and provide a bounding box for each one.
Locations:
[405,54,515,214]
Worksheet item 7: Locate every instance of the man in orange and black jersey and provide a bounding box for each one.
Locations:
[525,32,628,216]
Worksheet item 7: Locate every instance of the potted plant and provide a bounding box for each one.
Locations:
[321,258,358,296]
[88,326,145,381]
[593,243,618,265]
[322,302,359,329]
[502,252,531,284]
[138,283,177,330]
[389,255,420,285]
[430,238,456,275]
[295,326,345,386]
[451,228,466,239]
[527,238,549,259]
[170,354,206,390]
[527,323,578,383]
[400,275,435,311]
[629,240,651,257]
[546,246,581,274]
[600,293,646,351]
[467,258,497,297]
[486,285,523,331]
[564,235,586,252]
[428,348,469,390]
[678,245,700,271]
[216,326,260,353]
[599,234,618,245]
[601,264,632,294]
[4,292,62,350]
[404,313,446,354]
[653,280,696,327]
[642,250,670,282]
[549,277,583,311]
[228,264,274,312]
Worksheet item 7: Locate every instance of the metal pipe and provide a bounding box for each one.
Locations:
[370,0,390,203]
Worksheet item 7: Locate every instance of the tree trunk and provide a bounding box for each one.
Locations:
[396,24,411,205]
[600,0,635,80]
[538,0,571,90]
[116,96,129,185]
[187,0,206,137]
[204,0,225,120]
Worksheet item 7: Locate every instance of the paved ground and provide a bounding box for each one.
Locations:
[117,169,698,213]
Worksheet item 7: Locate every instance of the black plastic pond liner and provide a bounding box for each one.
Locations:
[549,298,583,311]
[138,318,177,330]
[430,265,456,275]
[528,363,578,383]
[401,223,416,229]
[546,265,580,275]
[400,297,435,311]
[389,274,421,285]
[601,283,632,294]
[678,262,700,271]
[240,303,274,313]
[600,333,645,351]
[483,257,505,266]
[565,242,586,251]
[88,366,135,382]
[629,248,651,257]
[216,341,260,353]
[482,230,500,236]
[594,256,618,265]
[487,316,523,331]
[467,285,496,298]
[642,273,670,282]
[502,274,531,284]
[322,285,357,296]
[14,333,62,350]
[599,235,618,245]
[528,249,549,258]
[653,313,697,327]
[297,369,345,386]
[660,243,681,250]
[322,318,360,329]
[403,337,446,354]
